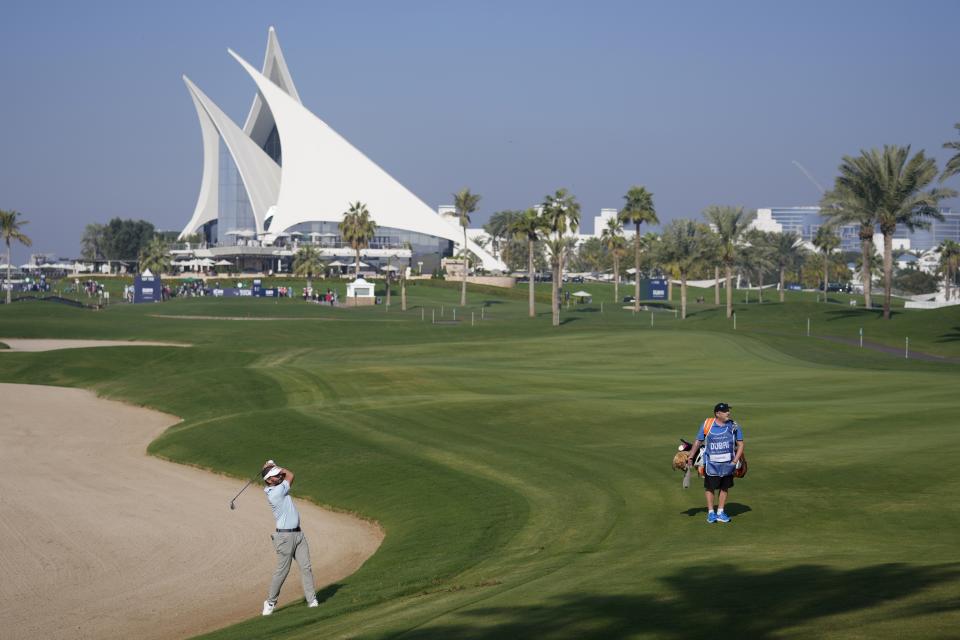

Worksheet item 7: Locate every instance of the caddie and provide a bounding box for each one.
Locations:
[686,403,744,523]
[260,460,318,615]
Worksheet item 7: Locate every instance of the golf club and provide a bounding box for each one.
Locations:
[229,476,257,510]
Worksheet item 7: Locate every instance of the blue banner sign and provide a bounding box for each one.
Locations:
[133,273,162,303]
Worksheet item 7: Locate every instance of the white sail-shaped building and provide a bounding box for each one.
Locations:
[180,27,505,273]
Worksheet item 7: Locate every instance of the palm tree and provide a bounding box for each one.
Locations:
[509,208,543,318]
[453,188,481,306]
[812,226,840,300]
[941,122,960,182]
[292,245,324,292]
[768,231,805,302]
[484,210,521,263]
[1,210,32,305]
[829,145,954,318]
[542,189,581,327]
[619,186,659,312]
[938,239,960,301]
[339,201,377,279]
[739,231,778,303]
[821,189,878,308]
[657,220,709,319]
[81,223,106,260]
[702,205,755,318]
[137,236,171,275]
[600,216,626,302]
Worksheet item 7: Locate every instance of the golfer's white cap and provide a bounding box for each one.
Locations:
[262,466,283,480]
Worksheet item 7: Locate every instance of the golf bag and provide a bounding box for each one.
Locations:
[672,419,748,489]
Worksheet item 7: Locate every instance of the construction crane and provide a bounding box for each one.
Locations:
[792,160,826,195]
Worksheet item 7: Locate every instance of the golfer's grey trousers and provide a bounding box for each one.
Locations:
[266,531,316,605]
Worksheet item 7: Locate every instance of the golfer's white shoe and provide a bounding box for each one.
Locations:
[262,600,275,616]
[308,600,319,608]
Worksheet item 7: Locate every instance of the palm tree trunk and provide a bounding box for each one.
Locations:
[552,255,560,327]
[634,224,641,312]
[715,266,720,306]
[883,233,893,320]
[461,228,468,306]
[823,257,828,303]
[779,266,785,303]
[667,271,673,301]
[725,264,733,318]
[401,276,407,311]
[681,272,687,319]
[613,255,619,303]
[5,242,10,305]
[758,271,764,304]
[861,237,873,309]
[355,249,361,279]
[385,273,391,307]
[528,239,535,318]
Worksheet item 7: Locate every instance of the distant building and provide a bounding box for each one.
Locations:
[177,27,504,275]
[754,206,960,252]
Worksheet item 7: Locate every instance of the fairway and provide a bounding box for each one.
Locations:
[2,284,959,639]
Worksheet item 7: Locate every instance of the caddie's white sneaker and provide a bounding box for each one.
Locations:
[308,600,319,608]
[262,600,275,616]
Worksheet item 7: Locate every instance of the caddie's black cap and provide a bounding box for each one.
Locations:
[714,402,731,413]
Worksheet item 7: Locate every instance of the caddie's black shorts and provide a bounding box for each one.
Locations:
[704,474,734,491]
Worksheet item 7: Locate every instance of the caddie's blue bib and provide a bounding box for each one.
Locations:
[704,424,737,477]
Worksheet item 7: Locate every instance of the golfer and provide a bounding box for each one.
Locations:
[261,460,318,615]
[686,403,744,523]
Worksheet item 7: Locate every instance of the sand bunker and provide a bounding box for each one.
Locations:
[0,384,383,639]
[0,339,190,352]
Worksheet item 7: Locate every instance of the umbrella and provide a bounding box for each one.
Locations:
[223,230,243,237]
[380,264,400,272]
[199,258,216,266]
[327,260,346,267]
[308,231,323,239]
[0,263,15,270]
[237,229,256,238]
[571,291,592,298]
[20,263,36,269]
[215,259,234,266]
[288,231,304,237]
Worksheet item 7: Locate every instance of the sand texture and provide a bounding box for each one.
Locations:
[0,383,382,639]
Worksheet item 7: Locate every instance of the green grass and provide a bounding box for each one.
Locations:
[1,285,959,639]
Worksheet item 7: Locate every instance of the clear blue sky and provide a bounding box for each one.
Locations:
[4,0,960,263]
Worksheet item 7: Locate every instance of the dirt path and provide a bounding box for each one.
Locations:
[0,384,383,640]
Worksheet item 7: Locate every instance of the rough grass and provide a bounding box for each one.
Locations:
[0,284,958,639]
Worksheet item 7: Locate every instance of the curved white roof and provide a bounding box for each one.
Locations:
[180,29,504,271]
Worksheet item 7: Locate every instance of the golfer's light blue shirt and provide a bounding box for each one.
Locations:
[264,480,300,529]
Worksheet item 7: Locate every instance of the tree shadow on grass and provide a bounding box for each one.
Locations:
[936,326,960,343]
[825,308,887,321]
[398,563,960,640]
[559,318,581,325]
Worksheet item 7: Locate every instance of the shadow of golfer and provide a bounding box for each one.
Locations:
[681,502,752,517]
